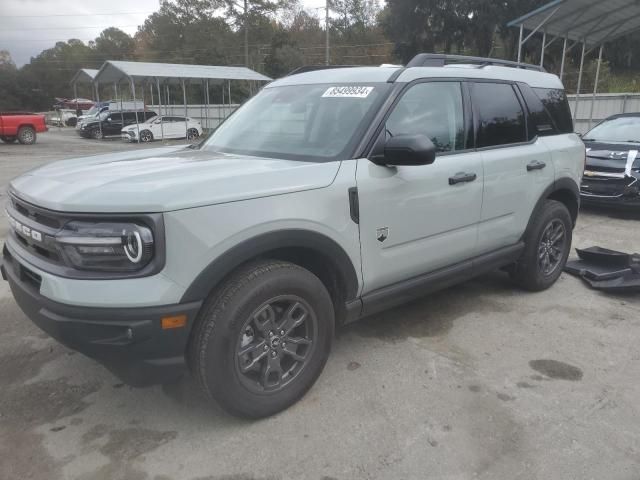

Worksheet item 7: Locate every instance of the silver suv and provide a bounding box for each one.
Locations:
[2,54,585,418]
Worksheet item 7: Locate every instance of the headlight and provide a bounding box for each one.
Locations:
[56,221,154,272]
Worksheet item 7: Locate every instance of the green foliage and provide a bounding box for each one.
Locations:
[3,0,640,111]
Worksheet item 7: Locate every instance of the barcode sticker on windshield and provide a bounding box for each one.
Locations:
[322,86,374,98]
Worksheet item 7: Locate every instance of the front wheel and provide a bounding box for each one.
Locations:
[17,126,36,145]
[511,200,572,291]
[139,130,153,142]
[189,260,334,418]
[90,128,103,140]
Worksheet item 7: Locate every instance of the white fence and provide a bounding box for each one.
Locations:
[148,104,239,130]
[567,93,640,133]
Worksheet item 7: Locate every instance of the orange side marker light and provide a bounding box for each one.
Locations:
[162,314,187,330]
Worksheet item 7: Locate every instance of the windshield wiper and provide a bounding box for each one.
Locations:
[581,138,596,141]
[624,140,640,143]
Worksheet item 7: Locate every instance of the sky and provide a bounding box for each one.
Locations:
[0,0,328,66]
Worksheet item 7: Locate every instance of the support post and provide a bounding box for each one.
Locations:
[574,41,587,123]
[560,36,568,79]
[73,83,79,120]
[95,82,102,139]
[589,44,604,129]
[228,81,232,117]
[622,94,628,113]
[131,78,140,143]
[244,0,249,67]
[156,78,164,140]
[517,24,523,63]
[540,30,546,67]
[325,0,330,65]
[182,79,188,141]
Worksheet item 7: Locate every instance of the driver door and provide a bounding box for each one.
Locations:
[356,81,484,294]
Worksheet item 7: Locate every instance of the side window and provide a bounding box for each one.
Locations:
[518,84,556,137]
[533,88,574,134]
[386,82,465,153]
[471,82,527,148]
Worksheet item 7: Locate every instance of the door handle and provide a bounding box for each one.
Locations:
[449,172,477,185]
[527,160,546,171]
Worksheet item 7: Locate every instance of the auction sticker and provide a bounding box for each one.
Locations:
[322,86,374,98]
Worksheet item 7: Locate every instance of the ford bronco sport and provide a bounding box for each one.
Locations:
[2,54,585,418]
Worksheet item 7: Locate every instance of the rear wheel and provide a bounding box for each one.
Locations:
[511,200,572,291]
[189,260,334,418]
[0,136,17,143]
[17,126,36,145]
[187,128,199,140]
[139,130,153,142]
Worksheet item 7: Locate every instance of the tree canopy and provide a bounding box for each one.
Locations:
[2,0,640,111]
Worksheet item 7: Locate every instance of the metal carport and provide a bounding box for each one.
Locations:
[508,0,640,129]
[91,60,271,142]
[69,68,99,114]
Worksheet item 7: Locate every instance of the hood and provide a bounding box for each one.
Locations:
[584,140,640,175]
[9,147,341,213]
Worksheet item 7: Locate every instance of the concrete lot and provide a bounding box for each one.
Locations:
[1,130,639,480]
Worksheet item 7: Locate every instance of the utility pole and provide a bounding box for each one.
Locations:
[244,0,249,67]
[325,0,330,65]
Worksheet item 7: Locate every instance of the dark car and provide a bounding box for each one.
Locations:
[581,113,640,208]
[78,110,157,139]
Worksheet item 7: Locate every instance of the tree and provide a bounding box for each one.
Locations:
[93,28,135,61]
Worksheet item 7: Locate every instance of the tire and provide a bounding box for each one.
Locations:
[0,136,17,143]
[90,128,103,140]
[17,126,36,145]
[139,130,153,143]
[187,128,199,140]
[66,117,78,127]
[511,200,572,291]
[189,260,334,418]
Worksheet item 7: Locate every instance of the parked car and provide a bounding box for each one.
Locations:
[2,54,584,419]
[53,97,95,111]
[0,112,48,144]
[121,115,202,142]
[75,104,109,130]
[580,113,640,208]
[78,110,157,139]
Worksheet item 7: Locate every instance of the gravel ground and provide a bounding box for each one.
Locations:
[1,129,639,480]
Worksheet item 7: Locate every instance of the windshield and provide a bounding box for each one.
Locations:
[584,116,640,143]
[84,106,99,116]
[201,83,391,162]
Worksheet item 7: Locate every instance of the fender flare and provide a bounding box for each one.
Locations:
[180,229,360,304]
[523,177,580,241]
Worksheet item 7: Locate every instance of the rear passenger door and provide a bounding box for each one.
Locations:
[471,81,554,254]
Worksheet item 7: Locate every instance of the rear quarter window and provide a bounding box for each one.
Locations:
[532,88,573,134]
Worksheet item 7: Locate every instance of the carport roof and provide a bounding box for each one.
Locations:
[508,0,640,48]
[70,68,98,85]
[93,60,271,84]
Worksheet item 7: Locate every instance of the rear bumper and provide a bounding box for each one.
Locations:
[2,247,202,386]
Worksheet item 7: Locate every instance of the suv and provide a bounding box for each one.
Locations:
[2,54,584,418]
[78,110,157,139]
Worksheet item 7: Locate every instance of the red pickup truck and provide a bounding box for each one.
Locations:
[0,112,48,145]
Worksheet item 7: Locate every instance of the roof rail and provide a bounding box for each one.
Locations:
[286,65,358,76]
[406,53,545,72]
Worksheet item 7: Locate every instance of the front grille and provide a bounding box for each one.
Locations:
[7,194,65,266]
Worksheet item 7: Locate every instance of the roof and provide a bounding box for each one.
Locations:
[269,66,401,87]
[93,60,271,84]
[508,0,640,48]
[268,64,562,90]
[70,68,98,85]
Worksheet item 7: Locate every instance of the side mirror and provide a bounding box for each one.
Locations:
[382,134,436,166]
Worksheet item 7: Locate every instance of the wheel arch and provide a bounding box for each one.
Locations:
[180,229,360,324]
[524,177,580,240]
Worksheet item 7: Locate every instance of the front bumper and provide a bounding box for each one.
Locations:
[580,173,640,208]
[122,131,136,142]
[2,246,202,386]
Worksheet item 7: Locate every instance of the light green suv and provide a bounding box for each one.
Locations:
[2,54,585,418]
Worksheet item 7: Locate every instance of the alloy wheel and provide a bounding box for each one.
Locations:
[538,219,566,276]
[235,295,317,394]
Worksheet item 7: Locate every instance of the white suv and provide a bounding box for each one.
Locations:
[2,54,585,418]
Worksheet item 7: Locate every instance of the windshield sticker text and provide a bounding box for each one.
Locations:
[322,86,374,98]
